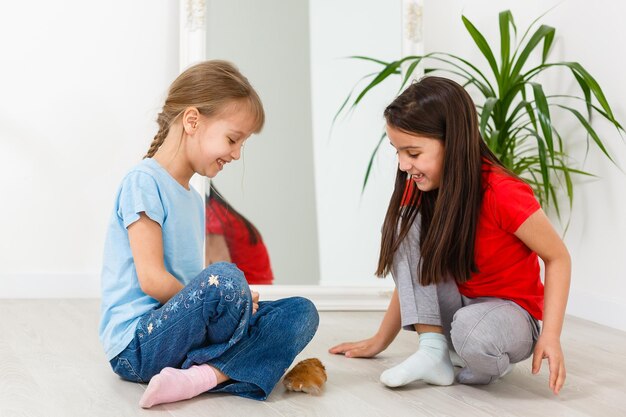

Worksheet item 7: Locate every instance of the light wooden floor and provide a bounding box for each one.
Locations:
[1,300,625,416]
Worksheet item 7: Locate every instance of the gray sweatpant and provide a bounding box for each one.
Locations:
[392,217,540,382]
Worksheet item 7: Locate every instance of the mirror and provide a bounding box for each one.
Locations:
[204,0,319,285]
[203,0,402,288]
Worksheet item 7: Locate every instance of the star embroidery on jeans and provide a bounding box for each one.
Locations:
[223,277,234,290]
[208,274,220,287]
[147,322,154,334]
[188,290,200,303]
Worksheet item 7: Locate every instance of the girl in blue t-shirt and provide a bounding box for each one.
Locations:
[99,60,318,408]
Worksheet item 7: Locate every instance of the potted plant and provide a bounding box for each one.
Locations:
[335,10,623,220]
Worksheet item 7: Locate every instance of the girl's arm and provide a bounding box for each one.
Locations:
[329,287,402,358]
[205,233,231,267]
[128,212,184,304]
[514,208,571,395]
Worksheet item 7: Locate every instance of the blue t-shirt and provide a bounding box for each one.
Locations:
[99,158,204,360]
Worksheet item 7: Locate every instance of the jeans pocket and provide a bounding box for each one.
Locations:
[112,356,144,383]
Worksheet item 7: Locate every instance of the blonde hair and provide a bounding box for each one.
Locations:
[144,60,265,158]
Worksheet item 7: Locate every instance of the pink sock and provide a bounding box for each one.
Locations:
[139,364,218,408]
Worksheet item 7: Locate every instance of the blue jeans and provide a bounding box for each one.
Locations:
[109,262,319,400]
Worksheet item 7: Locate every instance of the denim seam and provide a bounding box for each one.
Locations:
[210,306,281,376]
[118,357,145,383]
[137,303,204,351]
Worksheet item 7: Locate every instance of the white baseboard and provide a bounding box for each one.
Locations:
[2,274,625,332]
[0,273,101,298]
[0,274,392,311]
[250,285,393,311]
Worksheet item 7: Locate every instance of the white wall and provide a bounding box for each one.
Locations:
[2,0,625,332]
[423,0,626,330]
[0,1,178,296]
[310,0,401,289]
[309,0,626,329]
[537,0,626,332]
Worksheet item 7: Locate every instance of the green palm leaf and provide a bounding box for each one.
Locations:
[335,9,624,219]
[362,131,388,193]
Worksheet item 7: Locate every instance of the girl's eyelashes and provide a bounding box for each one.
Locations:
[227,136,236,144]
[394,151,419,158]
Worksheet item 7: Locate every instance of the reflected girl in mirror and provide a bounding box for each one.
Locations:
[205,184,274,285]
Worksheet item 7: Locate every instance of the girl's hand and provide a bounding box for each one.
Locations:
[330,288,402,359]
[330,288,401,359]
[328,335,387,358]
[532,334,566,395]
[251,290,259,314]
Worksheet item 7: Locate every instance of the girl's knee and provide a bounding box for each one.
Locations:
[187,263,247,292]
[280,297,319,337]
[450,306,529,376]
[204,262,248,285]
[451,327,504,376]
[296,297,320,329]
[450,308,499,359]
[195,264,252,333]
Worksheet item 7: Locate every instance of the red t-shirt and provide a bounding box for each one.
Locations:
[206,200,274,285]
[458,165,543,320]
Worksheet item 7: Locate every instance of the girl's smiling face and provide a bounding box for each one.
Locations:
[386,124,445,192]
[188,104,257,178]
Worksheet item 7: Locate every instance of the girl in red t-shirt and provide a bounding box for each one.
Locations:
[330,77,571,395]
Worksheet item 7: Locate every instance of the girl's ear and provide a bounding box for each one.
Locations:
[182,107,200,134]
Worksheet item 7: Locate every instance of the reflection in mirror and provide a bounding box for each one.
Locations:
[205,184,274,285]
[205,0,319,285]
[204,0,400,288]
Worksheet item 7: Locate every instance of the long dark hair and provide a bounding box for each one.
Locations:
[376,76,507,285]
[206,184,261,245]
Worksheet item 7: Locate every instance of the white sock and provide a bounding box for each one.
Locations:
[379,332,454,387]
